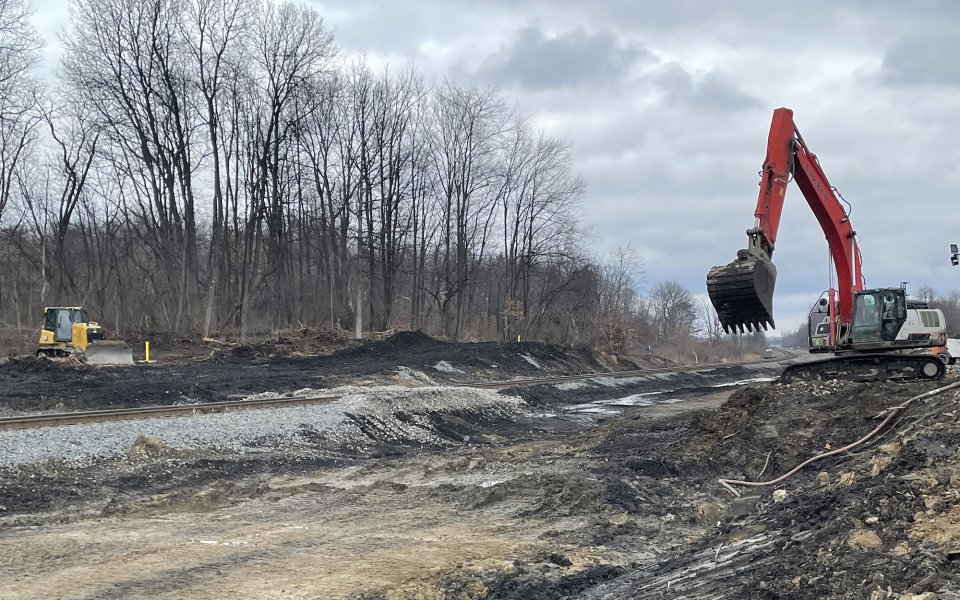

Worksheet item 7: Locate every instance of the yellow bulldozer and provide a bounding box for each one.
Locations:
[36,306,134,366]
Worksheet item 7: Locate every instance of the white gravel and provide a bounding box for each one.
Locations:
[394,366,438,385]
[521,354,543,369]
[432,361,463,373]
[554,381,589,391]
[0,385,526,467]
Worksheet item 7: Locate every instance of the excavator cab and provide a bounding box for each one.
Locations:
[706,236,776,333]
[850,290,906,344]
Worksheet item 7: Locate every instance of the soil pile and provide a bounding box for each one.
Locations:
[569,379,960,599]
[330,331,635,379]
[0,331,641,413]
[224,327,358,360]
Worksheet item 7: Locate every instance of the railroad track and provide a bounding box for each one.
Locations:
[0,394,340,431]
[0,349,798,431]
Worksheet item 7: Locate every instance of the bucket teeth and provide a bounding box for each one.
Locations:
[706,248,777,335]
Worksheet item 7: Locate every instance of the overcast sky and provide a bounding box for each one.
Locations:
[33,1,960,335]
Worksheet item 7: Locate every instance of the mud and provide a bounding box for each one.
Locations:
[2,338,958,598]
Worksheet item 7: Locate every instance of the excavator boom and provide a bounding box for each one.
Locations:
[706,108,946,382]
[707,107,863,334]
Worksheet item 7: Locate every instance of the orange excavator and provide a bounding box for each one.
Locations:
[707,107,946,381]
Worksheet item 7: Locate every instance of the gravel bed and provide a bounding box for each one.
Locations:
[0,385,525,467]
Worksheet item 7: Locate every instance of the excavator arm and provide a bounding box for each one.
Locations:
[707,107,865,333]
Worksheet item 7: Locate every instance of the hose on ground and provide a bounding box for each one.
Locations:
[718,379,960,497]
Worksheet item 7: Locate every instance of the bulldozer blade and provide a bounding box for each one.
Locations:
[706,249,777,334]
[84,341,135,366]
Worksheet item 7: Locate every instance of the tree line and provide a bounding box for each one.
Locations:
[0,0,748,359]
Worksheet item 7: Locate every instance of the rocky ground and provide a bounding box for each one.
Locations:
[0,334,956,599]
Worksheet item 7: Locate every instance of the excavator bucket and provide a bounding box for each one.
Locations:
[706,247,777,333]
[84,341,135,366]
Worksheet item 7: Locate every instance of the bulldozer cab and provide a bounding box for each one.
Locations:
[44,307,89,342]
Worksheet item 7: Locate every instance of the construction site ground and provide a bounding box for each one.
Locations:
[0,331,958,599]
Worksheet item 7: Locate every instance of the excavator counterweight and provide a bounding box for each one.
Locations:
[706,245,776,333]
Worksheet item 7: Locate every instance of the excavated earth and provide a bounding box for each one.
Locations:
[0,334,957,599]
[0,330,670,414]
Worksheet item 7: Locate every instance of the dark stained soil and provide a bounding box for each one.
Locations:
[456,379,960,599]
[0,330,656,414]
[4,333,955,598]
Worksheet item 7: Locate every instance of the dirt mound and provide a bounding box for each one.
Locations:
[333,329,442,360]
[592,379,925,484]
[224,327,357,360]
[378,329,439,349]
[0,356,85,376]
[127,435,171,458]
[0,329,639,414]
[578,378,960,599]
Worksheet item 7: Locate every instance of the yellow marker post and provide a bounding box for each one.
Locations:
[517,335,521,343]
[145,341,151,363]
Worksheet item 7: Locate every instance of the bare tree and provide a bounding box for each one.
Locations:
[63,0,202,330]
[649,280,696,342]
[0,1,624,353]
[239,0,335,338]
[429,81,509,338]
[697,296,723,340]
[182,0,252,337]
[0,0,41,224]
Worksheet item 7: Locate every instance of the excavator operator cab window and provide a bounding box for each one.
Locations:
[853,290,906,343]
[852,293,880,343]
[880,292,905,341]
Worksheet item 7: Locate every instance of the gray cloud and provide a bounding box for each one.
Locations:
[880,31,960,87]
[654,64,761,113]
[474,26,646,90]
[38,0,960,332]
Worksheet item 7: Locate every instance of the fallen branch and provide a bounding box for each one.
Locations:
[202,337,238,347]
[718,380,960,496]
[755,450,772,481]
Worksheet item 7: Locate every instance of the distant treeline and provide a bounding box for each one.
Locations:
[0,0,749,359]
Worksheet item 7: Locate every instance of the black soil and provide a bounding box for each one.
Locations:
[0,331,643,413]
[359,377,957,600]
[5,335,953,598]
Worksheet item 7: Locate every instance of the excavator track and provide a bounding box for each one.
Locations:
[781,354,945,383]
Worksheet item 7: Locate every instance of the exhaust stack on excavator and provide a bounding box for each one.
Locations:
[706,240,776,333]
